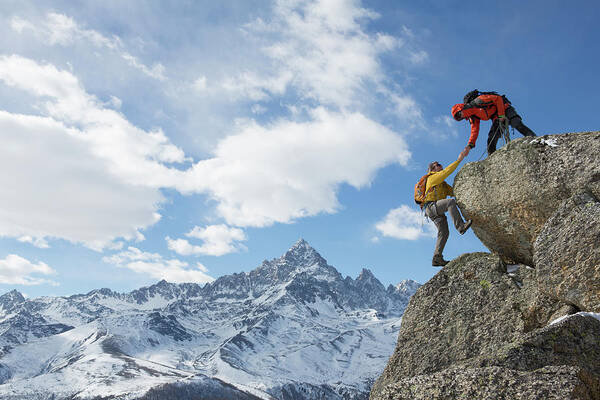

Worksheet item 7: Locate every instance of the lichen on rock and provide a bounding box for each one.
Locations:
[534,191,600,311]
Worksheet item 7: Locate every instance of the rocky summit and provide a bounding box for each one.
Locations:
[0,239,419,400]
[453,131,600,267]
[371,132,600,400]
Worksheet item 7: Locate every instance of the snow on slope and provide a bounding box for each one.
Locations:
[0,239,419,399]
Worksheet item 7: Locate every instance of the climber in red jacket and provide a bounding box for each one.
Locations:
[451,90,536,154]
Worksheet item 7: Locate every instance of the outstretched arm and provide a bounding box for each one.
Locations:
[428,148,469,187]
[457,146,469,162]
[468,118,480,148]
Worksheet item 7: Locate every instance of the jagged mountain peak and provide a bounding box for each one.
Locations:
[355,268,386,292]
[0,289,26,309]
[354,268,385,292]
[281,238,325,265]
[127,279,183,304]
[252,239,330,281]
[85,287,117,297]
[357,268,376,281]
[140,279,177,292]
[394,279,421,294]
[1,289,25,301]
[0,289,26,314]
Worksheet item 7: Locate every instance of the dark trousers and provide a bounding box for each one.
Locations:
[487,105,536,154]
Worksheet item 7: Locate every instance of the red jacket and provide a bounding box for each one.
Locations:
[461,94,508,147]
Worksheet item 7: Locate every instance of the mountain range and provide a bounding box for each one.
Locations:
[0,239,419,400]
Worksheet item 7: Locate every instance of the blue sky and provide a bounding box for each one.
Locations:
[0,0,598,297]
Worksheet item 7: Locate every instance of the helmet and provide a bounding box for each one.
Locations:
[451,103,464,121]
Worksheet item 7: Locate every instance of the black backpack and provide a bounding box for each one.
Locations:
[463,89,500,104]
[463,90,511,112]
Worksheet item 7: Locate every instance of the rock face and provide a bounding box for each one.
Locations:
[375,366,596,400]
[453,132,600,311]
[371,132,600,400]
[372,253,564,381]
[534,191,600,311]
[453,132,600,266]
[371,254,600,399]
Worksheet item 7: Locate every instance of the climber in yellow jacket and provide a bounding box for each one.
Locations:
[424,147,472,266]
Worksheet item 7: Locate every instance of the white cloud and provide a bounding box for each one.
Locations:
[388,92,424,126]
[374,204,436,240]
[223,0,400,109]
[409,50,429,64]
[0,254,58,286]
[17,236,50,249]
[251,104,267,114]
[438,115,454,127]
[10,13,165,80]
[167,224,247,256]
[183,107,411,227]
[193,76,207,91]
[9,17,34,34]
[221,71,292,101]
[0,55,180,249]
[121,53,166,81]
[211,0,427,142]
[0,55,186,172]
[108,95,122,109]
[41,12,78,45]
[166,238,201,256]
[433,115,459,139]
[103,247,214,284]
[1,0,428,250]
[187,224,246,242]
[0,55,411,247]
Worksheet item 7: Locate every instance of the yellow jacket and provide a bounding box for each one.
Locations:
[424,159,460,202]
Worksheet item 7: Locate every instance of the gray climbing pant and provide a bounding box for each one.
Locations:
[425,198,466,257]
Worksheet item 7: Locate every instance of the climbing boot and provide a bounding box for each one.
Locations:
[432,255,449,267]
[459,220,472,235]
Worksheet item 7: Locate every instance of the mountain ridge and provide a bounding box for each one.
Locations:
[0,239,419,400]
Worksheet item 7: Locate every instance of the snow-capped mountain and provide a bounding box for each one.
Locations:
[0,239,419,400]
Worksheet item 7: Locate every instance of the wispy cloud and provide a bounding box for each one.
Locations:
[103,247,214,284]
[429,115,460,140]
[219,0,402,110]
[409,49,429,64]
[0,254,58,286]
[17,236,50,249]
[10,12,166,80]
[167,224,247,256]
[374,205,436,240]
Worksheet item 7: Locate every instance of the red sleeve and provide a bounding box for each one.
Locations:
[468,118,480,146]
[493,95,505,116]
